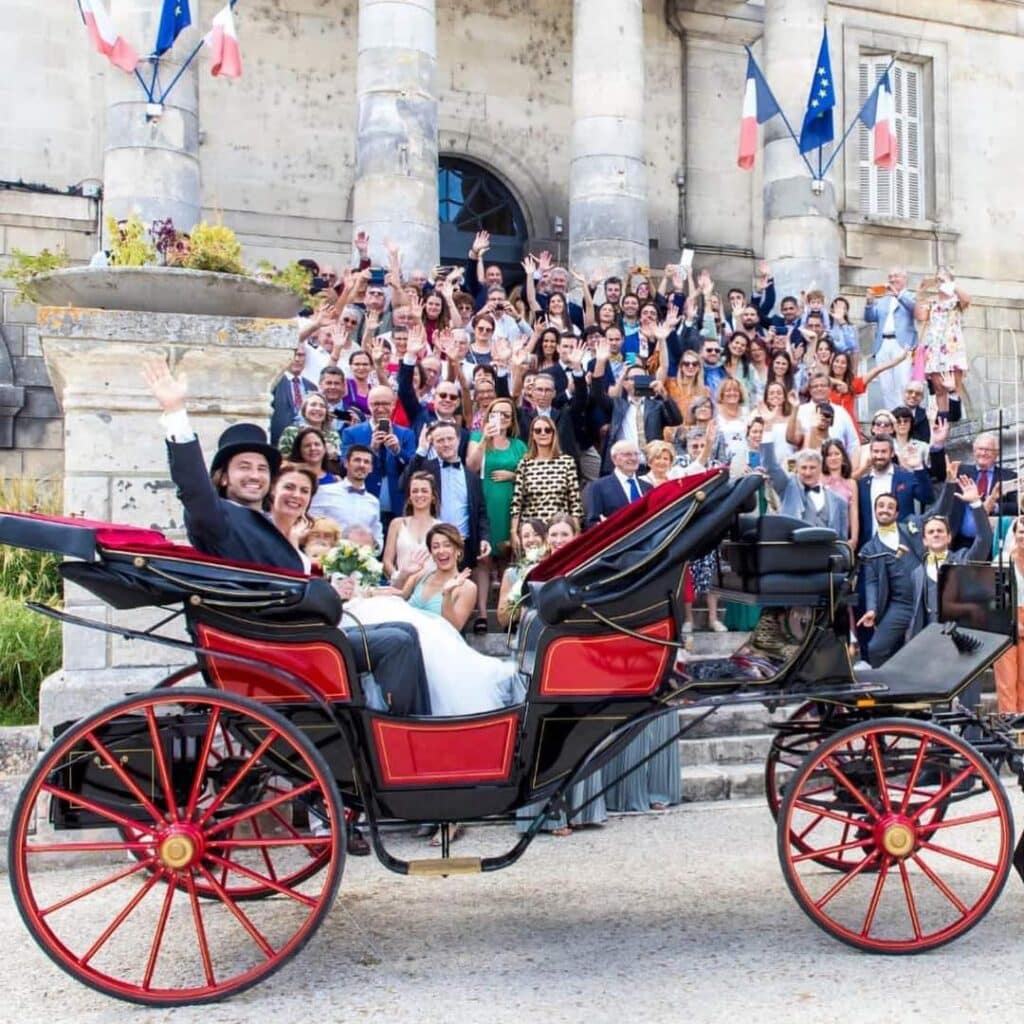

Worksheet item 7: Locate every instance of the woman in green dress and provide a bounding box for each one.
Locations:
[466,396,527,633]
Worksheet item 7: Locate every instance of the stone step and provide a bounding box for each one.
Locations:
[681,762,768,803]
[680,732,775,767]
[0,726,39,777]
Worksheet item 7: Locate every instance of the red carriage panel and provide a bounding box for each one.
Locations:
[537,617,675,697]
[196,624,350,703]
[371,713,519,786]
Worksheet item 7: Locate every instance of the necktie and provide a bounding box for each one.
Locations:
[634,401,647,449]
[978,471,990,498]
[291,375,303,409]
[628,477,641,502]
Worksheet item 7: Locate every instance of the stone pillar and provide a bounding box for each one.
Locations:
[761,0,839,302]
[352,0,439,274]
[568,0,649,277]
[35,308,295,738]
[103,1,201,238]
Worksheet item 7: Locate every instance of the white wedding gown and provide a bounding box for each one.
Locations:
[342,596,523,716]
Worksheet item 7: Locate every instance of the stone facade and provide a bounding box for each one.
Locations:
[2,0,1023,477]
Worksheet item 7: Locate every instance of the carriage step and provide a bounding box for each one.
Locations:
[406,856,482,876]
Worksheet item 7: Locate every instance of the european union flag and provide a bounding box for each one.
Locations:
[155,0,191,56]
[799,27,836,154]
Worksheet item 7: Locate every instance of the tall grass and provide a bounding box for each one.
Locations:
[0,476,63,723]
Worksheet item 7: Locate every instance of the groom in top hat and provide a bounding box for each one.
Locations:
[142,358,433,728]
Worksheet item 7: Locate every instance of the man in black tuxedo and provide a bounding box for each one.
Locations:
[583,440,653,528]
[143,359,433,721]
[949,432,1017,549]
[269,345,317,445]
[401,420,491,568]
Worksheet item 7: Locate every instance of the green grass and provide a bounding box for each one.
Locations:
[0,476,63,723]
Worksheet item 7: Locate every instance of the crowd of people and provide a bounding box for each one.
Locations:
[149,227,1023,848]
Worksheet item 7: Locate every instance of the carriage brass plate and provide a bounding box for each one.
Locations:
[407,857,482,876]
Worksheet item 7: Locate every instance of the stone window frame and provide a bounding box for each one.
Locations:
[839,25,951,237]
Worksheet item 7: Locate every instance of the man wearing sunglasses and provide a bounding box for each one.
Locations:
[699,339,727,397]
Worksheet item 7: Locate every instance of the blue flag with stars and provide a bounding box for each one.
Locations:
[155,0,191,56]
[799,27,836,153]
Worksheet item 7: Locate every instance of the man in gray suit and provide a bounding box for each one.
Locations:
[761,445,850,540]
[864,267,917,410]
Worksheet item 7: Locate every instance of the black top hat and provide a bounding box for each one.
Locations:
[209,423,281,477]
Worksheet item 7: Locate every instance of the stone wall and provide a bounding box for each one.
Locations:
[1,0,1022,480]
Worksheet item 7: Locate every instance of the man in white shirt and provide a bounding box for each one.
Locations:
[319,445,383,550]
[583,441,653,528]
[790,371,861,463]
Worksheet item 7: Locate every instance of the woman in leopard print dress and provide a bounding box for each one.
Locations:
[508,415,583,554]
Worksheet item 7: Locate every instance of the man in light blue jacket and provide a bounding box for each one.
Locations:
[864,267,917,410]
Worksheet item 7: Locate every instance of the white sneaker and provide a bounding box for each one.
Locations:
[681,621,694,634]
[709,620,728,633]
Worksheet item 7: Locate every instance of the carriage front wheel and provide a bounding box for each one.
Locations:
[777,717,1013,954]
[8,687,344,1006]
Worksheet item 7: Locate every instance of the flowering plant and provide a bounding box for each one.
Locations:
[320,540,383,583]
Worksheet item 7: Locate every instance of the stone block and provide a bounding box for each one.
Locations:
[985,306,1021,331]
[109,606,190,667]
[4,226,67,254]
[21,448,63,480]
[64,231,100,263]
[3,296,37,326]
[13,415,63,450]
[61,603,109,672]
[1,323,24,358]
[19,386,60,419]
[12,355,52,388]
[0,727,38,777]
[0,450,24,477]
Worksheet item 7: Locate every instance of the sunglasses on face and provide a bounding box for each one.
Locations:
[437,391,459,399]
[682,360,700,368]
[533,427,554,436]
[476,325,494,334]
[704,348,721,355]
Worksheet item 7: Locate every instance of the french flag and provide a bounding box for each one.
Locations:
[206,4,242,79]
[737,53,781,170]
[860,71,897,170]
[79,0,139,74]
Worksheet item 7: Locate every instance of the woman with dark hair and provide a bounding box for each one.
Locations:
[496,518,548,630]
[268,462,318,562]
[723,332,752,395]
[401,523,477,631]
[768,350,796,395]
[278,393,342,461]
[595,301,619,332]
[287,427,348,524]
[821,438,858,548]
[344,349,375,422]
[381,469,440,586]
[528,324,562,375]
[746,336,769,407]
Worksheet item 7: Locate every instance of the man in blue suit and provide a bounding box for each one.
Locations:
[864,268,917,411]
[857,436,933,548]
[583,441,653,528]
[269,345,317,445]
[340,384,416,533]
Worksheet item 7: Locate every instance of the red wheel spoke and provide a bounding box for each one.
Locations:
[146,707,179,823]
[921,809,1001,832]
[814,850,881,910]
[267,803,304,840]
[250,814,278,881]
[185,706,221,819]
[897,860,923,940]
[911,853,969,916]
[141,876,176,990]
[206,779,319,838]
[822,756,881,821]
[183,874,216,989]
[792,799,871,831]
[867,733,893,814]
[195,864,276,958]
[899,736,930,814]
[40,782,155,834]
[84,730,168,825]
[796,812,827,843]
[917,840,999,873]
[203,853,318,907]
[195,730,280,827]
[911,765,975,821]
[27,840,152,855]
[210,836,331,850]
[81,872,163,966]
[791,837,872,864]
[39,857,158,917]
[860,858,891,938]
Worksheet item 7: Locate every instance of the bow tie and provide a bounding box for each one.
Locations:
[804,484,822,494]
[877,524,899,537]
[346,486,365,495]
[927,552,948,566]
[442,460,462,469]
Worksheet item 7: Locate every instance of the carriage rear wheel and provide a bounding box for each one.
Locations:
[778,718,1012,954]
[8,688,344,1006]
[764,701,825,820]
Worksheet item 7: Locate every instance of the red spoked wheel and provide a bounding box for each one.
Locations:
[778,717,1013,953]
[764,702,826,820]
[8,688,344,1006]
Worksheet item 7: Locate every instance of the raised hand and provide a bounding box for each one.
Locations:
[384,239,401,262]
[756,261,771,290]
[565,339,586,372]
[492,337,512,365]
[594,339,611,364]
[407,293,424,322]
[142,356,188,414]
[330,326,350,361]
[442,568,472,594]
[537,250,553,274]
[472,230,490,257]
[955,474,981,505]
[945,458,961,483]
[353,229,369,256]
[902,444,924,471]
[406,322,427,359]
[521,254,538,275]
[930,417,949,448]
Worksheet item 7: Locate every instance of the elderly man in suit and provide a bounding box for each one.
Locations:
[269,345,318,445]
[857,478,990,669]
[762,445,849,540]
[583,440,653,528]
[949,431,1018,550]
[864,266,917,411]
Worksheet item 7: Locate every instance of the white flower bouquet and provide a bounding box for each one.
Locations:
[320,540,384,584]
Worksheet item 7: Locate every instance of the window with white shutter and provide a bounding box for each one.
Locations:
[857,57,924,219]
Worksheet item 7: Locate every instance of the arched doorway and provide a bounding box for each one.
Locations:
[438,157,528,287]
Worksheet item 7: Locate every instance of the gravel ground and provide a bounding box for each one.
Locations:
[4,792,1024,1024]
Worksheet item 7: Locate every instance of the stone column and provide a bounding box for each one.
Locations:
[761,0,839,302]
[35,308,295,738]
[352,0,439,274]
[568,0,649,277]
[103,1,201,238]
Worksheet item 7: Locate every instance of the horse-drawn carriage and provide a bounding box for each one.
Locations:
[3,466,1021,1005]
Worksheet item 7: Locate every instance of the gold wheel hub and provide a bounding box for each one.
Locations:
[158,826,203,870]
[880,821,915,858]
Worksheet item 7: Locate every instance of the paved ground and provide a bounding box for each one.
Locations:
[4,792,1024,1024]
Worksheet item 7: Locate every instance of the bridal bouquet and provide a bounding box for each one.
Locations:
[320,540,384,585]
[505,545,548,623]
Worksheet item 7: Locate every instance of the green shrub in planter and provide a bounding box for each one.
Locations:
[0,596,60,725]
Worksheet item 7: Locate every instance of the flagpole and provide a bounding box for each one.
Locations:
[156,0,239,104]
[744,46,817,179]
[819,56,896,179]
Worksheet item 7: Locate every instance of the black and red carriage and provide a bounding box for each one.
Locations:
[2,466,1021,1005]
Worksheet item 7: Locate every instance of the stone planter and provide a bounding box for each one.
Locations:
[30,266,302,319]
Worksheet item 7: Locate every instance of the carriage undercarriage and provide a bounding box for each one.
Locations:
[2,467,1020,1004]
